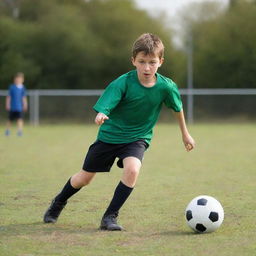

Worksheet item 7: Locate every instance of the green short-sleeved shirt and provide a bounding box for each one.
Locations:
[93,70,182,144]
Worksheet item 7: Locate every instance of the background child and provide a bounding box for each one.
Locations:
[5,72,28,136]
[43,33,195,231]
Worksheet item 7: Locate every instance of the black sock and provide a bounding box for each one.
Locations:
[104,181,133,216]
[55,178,81,202]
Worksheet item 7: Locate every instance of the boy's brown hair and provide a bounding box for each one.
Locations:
[14,72,24,79]
[132,33,164,59]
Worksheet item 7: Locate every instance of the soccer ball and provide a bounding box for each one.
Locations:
[185,195,224,233]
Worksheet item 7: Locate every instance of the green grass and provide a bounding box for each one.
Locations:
[0,123,256,256]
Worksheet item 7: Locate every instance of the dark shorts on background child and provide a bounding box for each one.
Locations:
[9,111,23,121]
[82,139,149,172]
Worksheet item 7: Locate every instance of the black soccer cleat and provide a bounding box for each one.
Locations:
[43,199,67,223]
[100,213,123,231]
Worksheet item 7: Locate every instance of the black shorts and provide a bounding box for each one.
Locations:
[82,140,149,172]
[9,111,23,121]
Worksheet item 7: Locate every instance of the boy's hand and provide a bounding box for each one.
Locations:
[23,105,28,112]
[182,133,195,152]
[6,96,10,111]
[23,97,28,112]
[95,112,109,125]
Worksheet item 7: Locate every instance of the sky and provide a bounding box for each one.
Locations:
[134,0,229,18]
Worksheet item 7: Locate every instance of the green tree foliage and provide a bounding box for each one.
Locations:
[0,0,178,89]
[191,1,256,88]
[1,0,255,89]
[0,17,41,87]
[229,0,256,8]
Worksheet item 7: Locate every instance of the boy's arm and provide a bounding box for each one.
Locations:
[23,96,28,112]
[174,110,195,152]
[6,96,10,111]
[94,81,125,125]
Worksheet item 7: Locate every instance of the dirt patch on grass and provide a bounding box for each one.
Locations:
[116,232,150,247]
[29,230,89,246]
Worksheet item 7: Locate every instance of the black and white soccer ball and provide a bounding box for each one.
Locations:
[185,195,224,233]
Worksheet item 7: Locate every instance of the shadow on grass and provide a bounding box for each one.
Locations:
[1,222,209,239]
[0,222,100,237]
[152,230,202,237]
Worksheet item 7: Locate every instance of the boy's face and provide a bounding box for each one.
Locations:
[132,52,164,82]
[14,76,24,85]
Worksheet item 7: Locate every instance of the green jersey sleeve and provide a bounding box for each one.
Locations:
[164,80,183,112]
[93,77,126,116]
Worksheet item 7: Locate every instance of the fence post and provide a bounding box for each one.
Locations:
[187,90,194,124]
[29,90,40,126]
[187,32,194,124]
[29,91,34,125]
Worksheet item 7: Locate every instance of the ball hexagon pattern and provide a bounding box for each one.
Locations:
[185,195,224,233]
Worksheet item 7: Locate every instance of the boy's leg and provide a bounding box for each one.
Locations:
[17,118,23,136]
[121,157,141,187]
[100,157,141,231]
[54,170,96,201]
[5,111,12,136]
[44,170,95,223]
[5,120,11,136]
[70,170,96,188]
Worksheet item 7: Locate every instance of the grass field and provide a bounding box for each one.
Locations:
[0,123,256,256]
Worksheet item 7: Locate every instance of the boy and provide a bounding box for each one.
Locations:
[5,72,28,136]
[43,33,195,231]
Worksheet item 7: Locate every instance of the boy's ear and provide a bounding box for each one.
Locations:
[131,57,136,66]
[159,58,164,67]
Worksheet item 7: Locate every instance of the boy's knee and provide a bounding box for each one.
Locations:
[71,170,95,188]
[125,166,140,178]
[77,179,88,187]
[81,176,93,186]
[122,166,140,188]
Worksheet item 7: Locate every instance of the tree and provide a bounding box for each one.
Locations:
[0,0,179,89]
[174,1,225,88]
[229,0,256,8]
[1,0,21,18]
[0,17,41,87]
[176,0,256,88]
[192,2,256,88]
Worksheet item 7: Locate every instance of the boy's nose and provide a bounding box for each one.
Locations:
[145,64,150,71]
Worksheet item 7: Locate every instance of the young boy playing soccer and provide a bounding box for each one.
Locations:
[5,72,28,136]
[43,33,195,231]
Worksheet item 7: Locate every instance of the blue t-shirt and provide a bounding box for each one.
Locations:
[8,84,26,112]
